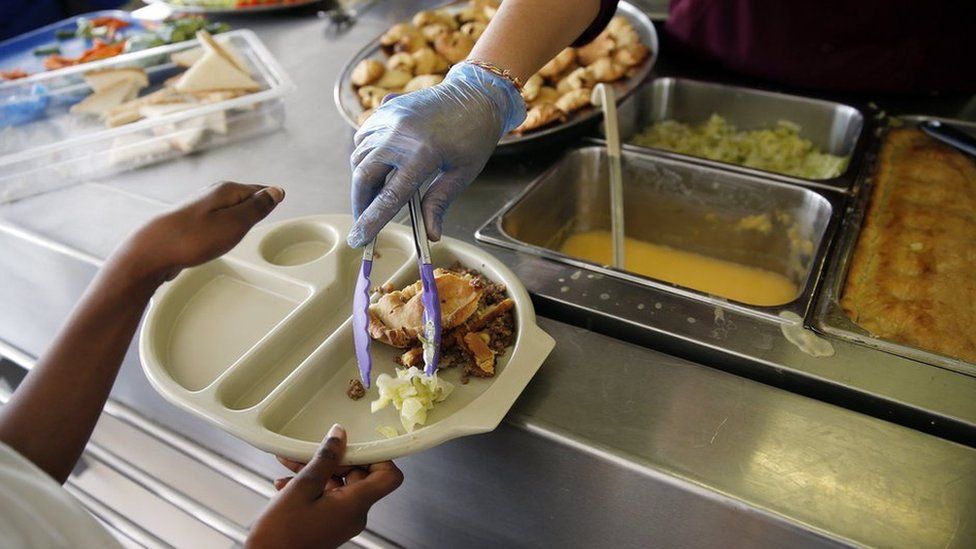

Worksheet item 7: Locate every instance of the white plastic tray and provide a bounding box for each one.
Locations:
[139,214,555,464]
[0,29,293,203]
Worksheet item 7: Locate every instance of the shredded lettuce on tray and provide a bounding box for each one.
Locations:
[371,367,454,432]
[630,114,848,179]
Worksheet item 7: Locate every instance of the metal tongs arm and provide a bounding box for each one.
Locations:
[408,194,442,375]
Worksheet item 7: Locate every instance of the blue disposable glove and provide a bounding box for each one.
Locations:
[347,62,526,247]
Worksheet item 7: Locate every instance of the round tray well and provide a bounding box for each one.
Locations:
[140,214,555,464]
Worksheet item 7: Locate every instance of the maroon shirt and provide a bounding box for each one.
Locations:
[574,0,621,47]
[666,0,976,93]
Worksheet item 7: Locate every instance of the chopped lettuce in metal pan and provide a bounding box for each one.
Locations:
[630,114,848,179]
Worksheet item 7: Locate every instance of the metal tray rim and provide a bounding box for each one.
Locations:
[475,144,847,323]
[611,76,870,191]
[815,115,976,378]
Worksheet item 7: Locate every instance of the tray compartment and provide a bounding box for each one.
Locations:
[0,30,292,203]
[610,77,864,187]
[816,116,976,377]
[259,243,518,444]
[479,146,840,317]
[144,259,311,392]
[216,230,416,410]
[259,221,339,267]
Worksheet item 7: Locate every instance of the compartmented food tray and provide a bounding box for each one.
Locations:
[139,214,555,464]
[816,116,976,378]
[333,0,657,152]
[477,145,844,321]
[609,78,866,190]
[0,29,292,203]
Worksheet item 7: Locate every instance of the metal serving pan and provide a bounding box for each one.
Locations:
[333,0,658,153]
[608,77,866,191]
[477,145,843,321]
[816,115,976,378]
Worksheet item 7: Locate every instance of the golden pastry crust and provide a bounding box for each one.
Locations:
[607,16,639,47]
[421,23,452,43]
[393,34,428,54]
[351,59,384,87]
[434,33,474,64]
[457,5,489,23]
[521,74,543,102]
[412,10,457,30]
[555,88,592,113]
[411,47,448,75]
[588,57,626,83]
[576,33,615,66]
[357,86,389,109]
[538,48,576,79]
[614,43,650,67]
[459,21,487,42]
[381,23,423,48]
[374,68,412,90]
[513,104,567,134]
[529,86,560,108]
[841,129,976,363]
[404,74,443,92]
[556,67,595,94]
[386,52,416,73]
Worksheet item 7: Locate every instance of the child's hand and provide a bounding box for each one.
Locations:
[247,425,403,549]
[118,182,285,285]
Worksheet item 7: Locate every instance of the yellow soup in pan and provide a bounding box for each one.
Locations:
[560,230,798,306]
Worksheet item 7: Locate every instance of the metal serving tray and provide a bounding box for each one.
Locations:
[333,0,657,153]
[609,78,866,190]
[816,115,976,378]
[477,145,843,321]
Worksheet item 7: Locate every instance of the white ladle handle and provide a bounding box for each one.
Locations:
[591,83,625,270]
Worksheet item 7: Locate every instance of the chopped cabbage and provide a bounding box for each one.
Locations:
[376,425,400,439]
[630,114,848,180]
[371,367,454,432]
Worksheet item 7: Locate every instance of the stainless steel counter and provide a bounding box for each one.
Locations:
[1,2,975,547]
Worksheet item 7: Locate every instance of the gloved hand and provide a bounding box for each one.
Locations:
[347,62,526,247]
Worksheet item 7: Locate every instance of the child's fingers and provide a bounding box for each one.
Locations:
[273,476,342,492]
[222,186,284,230]
[277,456,356,477]
[344,468,368,485]
[199,181,267,210]
[285,424,346,501]
[273,476,292,491]
[342,461,403,507]
[277,456,305,474]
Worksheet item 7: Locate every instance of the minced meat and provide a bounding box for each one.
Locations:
[346,378,366,400]
[379,263,517,381]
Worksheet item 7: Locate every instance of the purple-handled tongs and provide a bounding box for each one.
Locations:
[353,193,442,387]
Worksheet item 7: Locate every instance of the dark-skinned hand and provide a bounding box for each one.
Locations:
[246,425,403,549]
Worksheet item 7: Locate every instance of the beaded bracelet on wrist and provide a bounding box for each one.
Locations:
[463,59,524,93]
